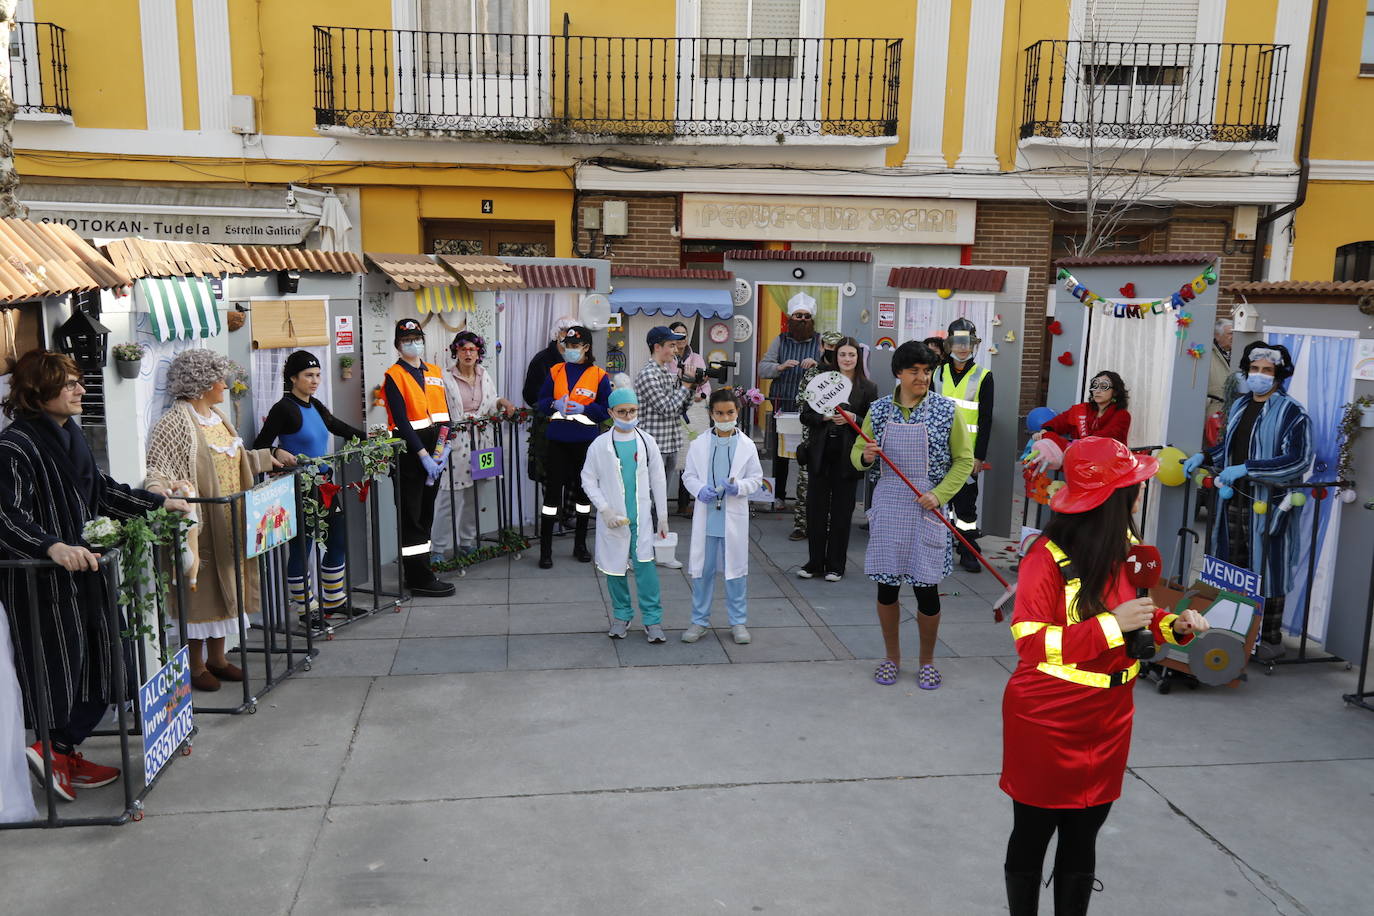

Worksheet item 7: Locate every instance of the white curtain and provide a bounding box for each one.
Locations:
[897,295,997,365]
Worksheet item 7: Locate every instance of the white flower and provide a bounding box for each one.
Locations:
[82,516,122,547]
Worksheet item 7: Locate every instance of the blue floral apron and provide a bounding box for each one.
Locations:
[865,421,953,587]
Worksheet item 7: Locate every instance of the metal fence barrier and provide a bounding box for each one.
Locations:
[0,551,193,829]
[434,414,532,571]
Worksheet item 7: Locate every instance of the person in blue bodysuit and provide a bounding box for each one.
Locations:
[254,350,366,633]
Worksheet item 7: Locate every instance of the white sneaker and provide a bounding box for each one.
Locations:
[656,558,683,569]
[645,624,667,643]
[607,618,629,639]
[824,572,843,582]
[731,625,751,645]
[681,624,710,643]
[796,568,815,579]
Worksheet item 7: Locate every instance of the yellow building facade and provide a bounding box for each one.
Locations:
[10,1,1371,361]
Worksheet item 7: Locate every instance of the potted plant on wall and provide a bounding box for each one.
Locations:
[339,355,355,380]
[112,342,146,380]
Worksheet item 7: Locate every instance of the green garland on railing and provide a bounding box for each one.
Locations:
[296,435,404,547]
[431,527,532,572]
[83,508,192,657]
[1337,395,1374,484]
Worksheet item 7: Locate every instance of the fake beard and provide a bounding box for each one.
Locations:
[789,321,814,342]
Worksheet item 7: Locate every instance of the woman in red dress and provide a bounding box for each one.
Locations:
[1036,370,1132,447]
[1001,437,1208,915]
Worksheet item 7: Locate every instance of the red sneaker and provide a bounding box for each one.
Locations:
[25,741,76,802]
[67,751,121,788]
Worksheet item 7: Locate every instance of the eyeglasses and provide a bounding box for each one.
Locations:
[456,344,480,353]
[1088,381,1114,392]
[62,379,85,392]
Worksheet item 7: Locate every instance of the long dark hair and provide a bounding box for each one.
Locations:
[1040,484,1140,619]
[1088,371,1129,412]
[835,336,869,384]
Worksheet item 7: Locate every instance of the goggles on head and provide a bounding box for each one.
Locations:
[1246,347,1285,367]
[1088,379,1114,391]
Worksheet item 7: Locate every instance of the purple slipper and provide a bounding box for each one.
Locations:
[918,664,942,690]
[873,660,899,686]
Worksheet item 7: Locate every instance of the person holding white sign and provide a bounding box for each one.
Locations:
[799,338,877,581]
[681,389,765,645]
[850,340,974,690]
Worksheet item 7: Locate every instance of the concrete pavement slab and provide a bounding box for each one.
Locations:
[391,636,509,675]
[508,575,590,604]
[614,628,731,666]
[299,637,399,677]
[717,625,837,662]
[330,660,1010,805]
[443,577,509,604]
[934,620,1016,657]
[446,557,512,579]
[404,602,509,637]
[328,607,409,640]
[0,808,322,915]
[828,624,956,661]
[705,597,807,628]
[508,601,610,634]
[507,633,622,670]
[1132,759,1374,915]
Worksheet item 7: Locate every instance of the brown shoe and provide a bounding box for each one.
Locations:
[206,662,244,682]
[191,669,221,692]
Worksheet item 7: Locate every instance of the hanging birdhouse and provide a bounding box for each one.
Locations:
[1232,301,1259,332]
[54,308,111,371]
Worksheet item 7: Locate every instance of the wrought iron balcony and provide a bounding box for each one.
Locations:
[9,21,70,116]
[312,27,902,141]
[1020,40,1288,143]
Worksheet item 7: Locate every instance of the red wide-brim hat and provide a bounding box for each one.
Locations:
[1049,437,1159,514]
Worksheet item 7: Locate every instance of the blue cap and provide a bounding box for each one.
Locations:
[646,325,685,348]
[609,387,639,409]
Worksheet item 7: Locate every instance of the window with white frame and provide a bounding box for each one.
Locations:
[418,0,530,76]
[1363,1,1374,75]
[700,0,801,79]
[1078,0,1198,88]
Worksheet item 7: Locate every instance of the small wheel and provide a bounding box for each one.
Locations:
[1158,680,1172,695]
[247,704,258,714]
[1346,662,1354,671]
[181,744,193,756]
[302,660,313,672]
[132,810,144,822]
[326,632,335,641]
[1263,665,1274,676]
[513,552,522,561]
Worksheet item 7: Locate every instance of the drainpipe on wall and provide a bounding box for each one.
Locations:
[1250,0,1329,281]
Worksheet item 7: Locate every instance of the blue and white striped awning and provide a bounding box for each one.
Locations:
[609,287,733,319]
[135,277,222,341]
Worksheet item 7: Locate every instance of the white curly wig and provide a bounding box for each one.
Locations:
[166,348,239,400]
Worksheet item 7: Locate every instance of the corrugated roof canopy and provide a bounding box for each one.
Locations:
[725,249,873,263]
[511,263,597,289]
[366,252,463,290]
[229,246,365,274]
[1055,252,1217,267]
[1224,281,1374,298]
[611,267,734,281]
[0,218,131,301]
[103,237,244,279]
[887,267,1007,292]
[436,254,526,291]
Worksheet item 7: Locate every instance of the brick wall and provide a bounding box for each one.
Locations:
[970,202,1055,415]
[1164,207,1254,317]
[574,194,681,269]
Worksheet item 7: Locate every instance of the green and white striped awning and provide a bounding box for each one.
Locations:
[136,277,222,341]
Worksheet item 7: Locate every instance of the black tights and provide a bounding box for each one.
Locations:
[1005,800,1113,876]
[876,583,941,616]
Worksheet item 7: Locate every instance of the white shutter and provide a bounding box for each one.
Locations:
[419,0,474,32]
[701,0,749,38]
[750,0,800,39]
[1083,0,1200,43]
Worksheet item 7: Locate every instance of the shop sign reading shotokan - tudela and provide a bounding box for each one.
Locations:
[682,194,976,246]
[28,211,316,245]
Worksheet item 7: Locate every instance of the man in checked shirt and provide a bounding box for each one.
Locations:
[635,325,706,568]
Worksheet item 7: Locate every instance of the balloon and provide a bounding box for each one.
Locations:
[1252,500,1268,515]
[1026,407,1056,433]
[1289,491,1307,507]
[1155,447,1187,487]
[1192,469,1210,488]
[1219,485,1234,500]
[1339,487,1358,504]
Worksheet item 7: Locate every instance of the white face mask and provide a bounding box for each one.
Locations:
[715,420,737,433]
[400,341,424,358]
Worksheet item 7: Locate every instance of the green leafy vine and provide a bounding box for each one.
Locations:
[83,509,192,660]
[295,436,403,546]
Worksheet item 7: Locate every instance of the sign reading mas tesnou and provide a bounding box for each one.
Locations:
[682,194,975,246]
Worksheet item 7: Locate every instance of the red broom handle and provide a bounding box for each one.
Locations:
[839,408,1011,591]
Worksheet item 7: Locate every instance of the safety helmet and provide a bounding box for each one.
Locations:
[946,317,980,357]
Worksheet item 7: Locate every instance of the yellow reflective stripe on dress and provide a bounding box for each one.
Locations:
[1159,613,1184,644]
[1042,539,1084,624]
[1096,612,1125,649]
[1011,620,1048,640]
[1036,661,1139,689]
[1044,626,1064,666]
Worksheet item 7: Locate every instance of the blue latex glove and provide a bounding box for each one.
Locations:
[551,396,568,415]
[1182,452,1205,476]
[420,454,442,485]
[697,485,718,503]
[723,481,740,496]
[563,399,585,415]
[1218,463,1247,486]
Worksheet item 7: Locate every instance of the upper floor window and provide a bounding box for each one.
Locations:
[1334,241,1374,281]
[1363,1,1374,75]
[1078,0,1200,44]
[418,0,530,76]
[700,0,801,79]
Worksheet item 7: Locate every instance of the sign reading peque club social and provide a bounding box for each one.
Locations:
[682,194,976,246]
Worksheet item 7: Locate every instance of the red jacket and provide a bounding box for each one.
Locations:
[1042,402,1131,448]
[1000,538,1190,808]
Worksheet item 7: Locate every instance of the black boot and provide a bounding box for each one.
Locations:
[538,514,555,569]
[1052,872,1097,916]
[1004,869,1040,916]
[404,555,455,598]
[959,542,982,574]
[572,512,593,563]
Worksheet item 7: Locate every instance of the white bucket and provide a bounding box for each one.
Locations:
[653,531,679,565]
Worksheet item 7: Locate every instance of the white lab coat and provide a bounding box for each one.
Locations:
[682,431,764,580]
[580,428,669,574]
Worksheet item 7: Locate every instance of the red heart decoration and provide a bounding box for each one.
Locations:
[318,482,342,510]
[1057,351,1074,366]
[1047,320,1063,336]
[1118,283,1136,298]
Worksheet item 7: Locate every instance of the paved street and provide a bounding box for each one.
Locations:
[2,513,1372,915]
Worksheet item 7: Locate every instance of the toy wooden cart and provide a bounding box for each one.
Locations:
[1144,580,1262,693]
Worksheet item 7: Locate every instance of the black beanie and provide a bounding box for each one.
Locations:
[283,350,321,383]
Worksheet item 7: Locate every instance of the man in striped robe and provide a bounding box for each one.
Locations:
[759,293,821,524]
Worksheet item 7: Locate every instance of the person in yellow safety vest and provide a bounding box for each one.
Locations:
[382,317,456,598]
[933,317,994,574]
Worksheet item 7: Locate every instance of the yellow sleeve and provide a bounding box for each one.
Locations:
[849,412,877,472]
[930,415,975,505]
